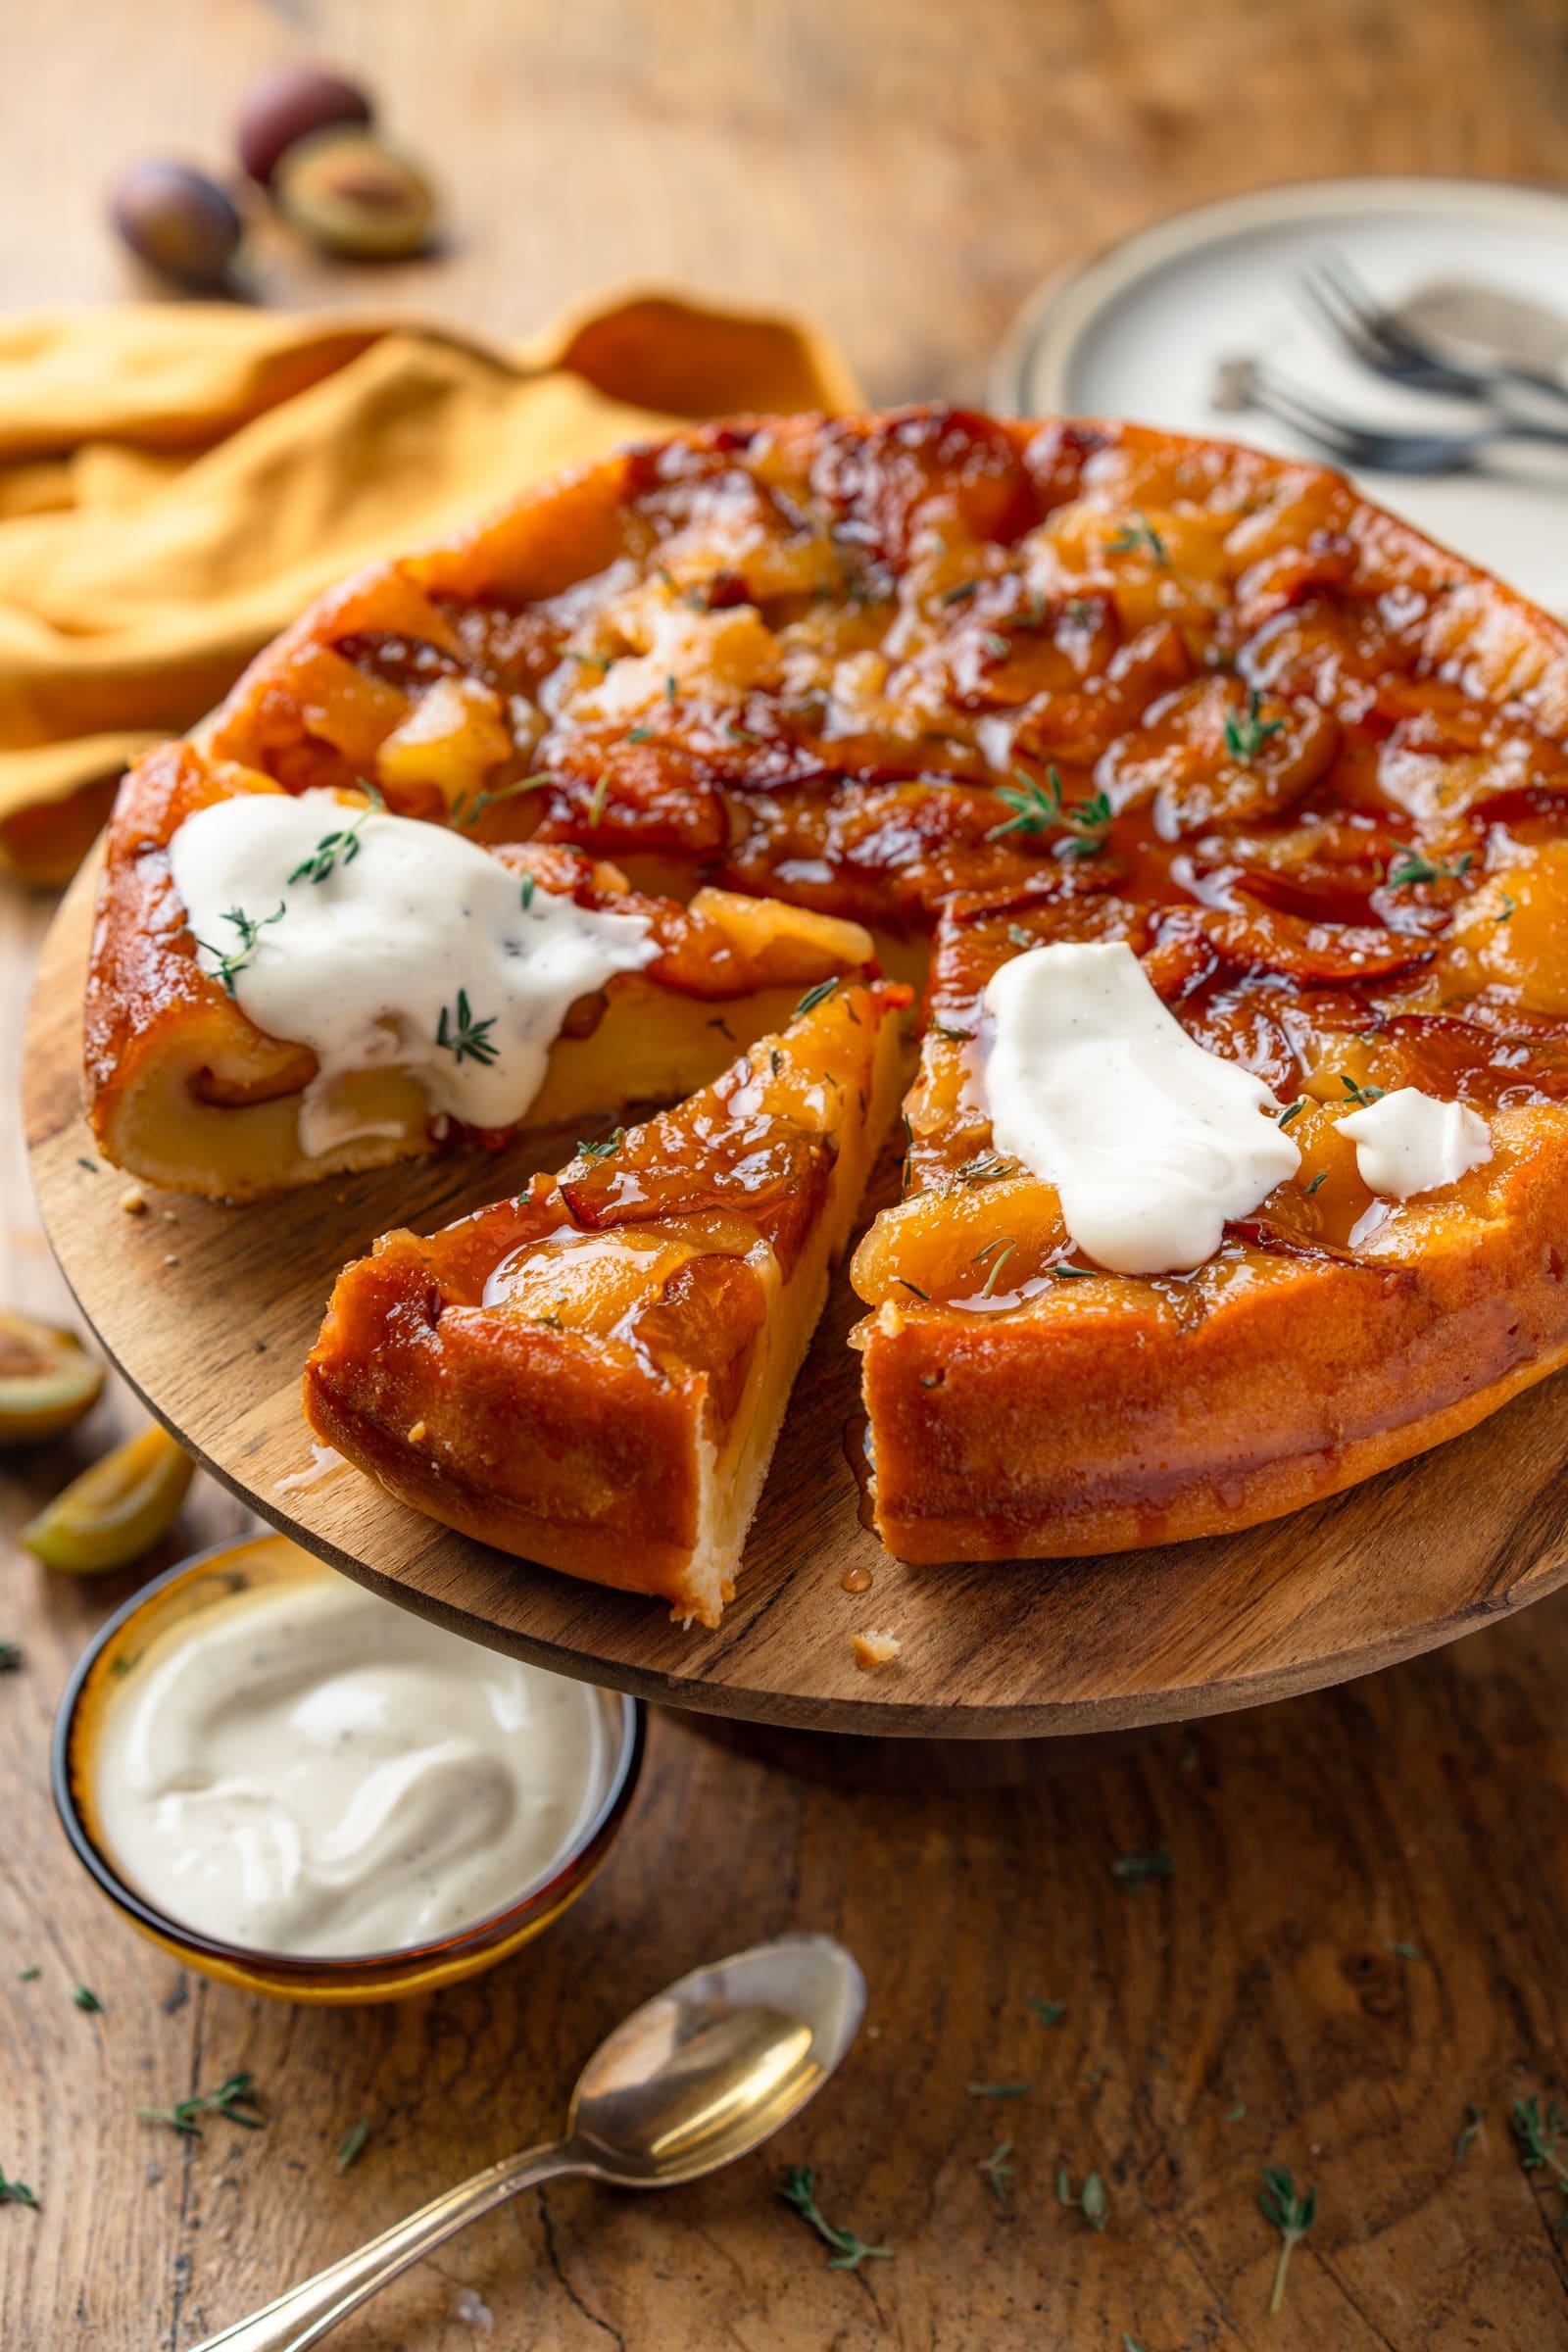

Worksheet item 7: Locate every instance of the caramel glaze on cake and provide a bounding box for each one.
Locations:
[94,404,1568,1565]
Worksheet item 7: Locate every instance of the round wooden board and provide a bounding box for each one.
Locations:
[25,851,1568,1739]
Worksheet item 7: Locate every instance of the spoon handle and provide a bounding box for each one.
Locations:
[186,2140,576,2352]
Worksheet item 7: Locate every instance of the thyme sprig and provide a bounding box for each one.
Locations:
[1026,1997,1066,2026]
[1511,2094,1568,2228]
[575,1128,625,1162]
[977,2141,1015,2209]
[1337,1073,1386,1109]
[775,2164,892,2272]
[1257,2165,1315,2313]
[137,2070,264,2137]
[1105,511,1168,567]
[988,764,1111,858]
[288,787,384,884]
[435,990,500,1067]
[1057,2167,1109,2230]
[1224,688,1285,768]
[195,903,285,999]
[449,775,548,830]
[1387,848,1473,890]
[954,1152,1017,1188]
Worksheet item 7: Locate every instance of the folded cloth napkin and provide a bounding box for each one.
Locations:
[0,289,859,882]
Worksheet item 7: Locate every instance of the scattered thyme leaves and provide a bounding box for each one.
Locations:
[18,1967,39,1983]
[775,2164,892,2273]
[987,763,1110,856]
[707,1015,735,1040]
[626,725,655,744]
[978,2141,1014,2209]
[1026,1997,1065,2027]
[72,1985,102,2013]
[896,1278,930,1301]
[1510,2093,1568,2228]
[334,2120,371,2173]
[1007,923,1033,949]
[1224,688,1285,767]
[967,2082,1033,2099]
[1226,2099,1248,2123]
[1387,849,1473,890]
[1337,1073,1386,1109]
[519,873,536,911]
[1387,1939,1422,1961]
[76,1156,98,1173]
[586,775,610,827]
[955,1152,1017,1188]
[1454,2103,1485,2163]
[288,806,373,885]
[1498,891,1515,923]
[195,902,285,999]
[1257,2165,1315,2314]
[1112,1846,1174,1886]
[795,976,840,1017]
[0,2167,39,2210]
[941,578,980,605]
[0,1642,21,1673]
[435,989,499,1068]
[1106,511,1168,567]
[979,1242,1017,1299]
[136,2071,264,2137]
[1057,2168,1109,2230]
[1304,1170,1329,1196]
[1275,1098,1307,1131]
[449,775,547,830]
[1053,1263,1096,1280]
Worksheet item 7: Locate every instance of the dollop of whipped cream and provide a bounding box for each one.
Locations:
[1338,1087,1492,1199]
[170,791,657,1154]
[981,939,1300,1275]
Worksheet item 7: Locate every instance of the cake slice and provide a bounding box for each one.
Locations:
[304,976,910,1623]
[84,741,874,1200]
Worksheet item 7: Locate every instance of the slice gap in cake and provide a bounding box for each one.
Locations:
[304,975,911,1624]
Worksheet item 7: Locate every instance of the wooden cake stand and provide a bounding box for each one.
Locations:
[24,855,1568,1772]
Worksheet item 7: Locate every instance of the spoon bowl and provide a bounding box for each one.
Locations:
[567,1935,866,2184]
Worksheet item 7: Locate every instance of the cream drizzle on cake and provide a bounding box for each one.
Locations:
[169,791,657,1155]
[982,939,1300,1275]
[1338,1087,1492,1200]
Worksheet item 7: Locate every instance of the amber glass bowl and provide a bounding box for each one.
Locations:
[52,1533,644,2004]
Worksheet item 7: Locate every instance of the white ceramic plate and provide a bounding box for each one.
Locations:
[992,176,1568,617]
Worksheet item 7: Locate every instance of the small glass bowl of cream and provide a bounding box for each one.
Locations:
[52,1534,643,2004]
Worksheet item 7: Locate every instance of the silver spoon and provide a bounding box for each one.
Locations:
[191,1934,865,2352]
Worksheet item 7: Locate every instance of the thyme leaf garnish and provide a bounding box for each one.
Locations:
[794,976,840,1017]
[1057,2167,1109,2229]
[968,2081,1033,2099]
[0,1642,21,1673]
[627,725,655,744]
[435,989,500,1067]
[575,1128,625,1162]
[288,792,380,883]
[1224,688,1285,767]
[587,775,609,827]
[1511,2093,1568,2228]
[137,2070,264,2137]
[1026,1997,1066,2026]
[1337,1073,1386,1109]
[1105,510,1168,567]
[1454,2103,1485,2163]
[775,2164,892,2272]
[954,1152,1017,1188]
[941,578,980,605]
[1257,2165,1316,2314]
[1387,848,1473,890]
[896,1278,930,1301]
[1111,1846,1174,1886]
[977,2140,1015,2209]
[72,1984,102,2013]
[1053,1263,1096,1280]
[1304,1170,1328,1196]
[335,2120,371,2173]
[195,903,285,999]
[1276,1098,1308,1130]
[0,2167,39,2210]
[979,1242,1016,1299]
[987,764,1111,857]
[519,873,536,911]
[448,775,547,830]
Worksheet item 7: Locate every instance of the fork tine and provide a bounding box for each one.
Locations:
[1298,261,1387,370]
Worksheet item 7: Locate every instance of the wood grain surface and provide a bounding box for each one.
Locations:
[5,0,1568,2344]
[27,854,1568,1739]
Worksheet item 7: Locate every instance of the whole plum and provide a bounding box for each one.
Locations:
[109,162,243,291]
[237,63,373,186]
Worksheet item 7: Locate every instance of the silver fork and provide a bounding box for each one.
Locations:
[1214,356,1568,476]
[1298,253,1568,424]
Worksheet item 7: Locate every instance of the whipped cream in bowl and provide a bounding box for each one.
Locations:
[52,1535,642,2003]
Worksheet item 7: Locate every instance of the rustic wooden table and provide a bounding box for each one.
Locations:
[5,2,1568,2345]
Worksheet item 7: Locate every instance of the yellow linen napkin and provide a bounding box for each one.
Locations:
[0,291,859,883]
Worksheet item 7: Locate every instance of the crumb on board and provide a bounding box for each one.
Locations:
[852,1628,902,1671]
[119,1186,147,1215]
[163,1252,179,1267]
[407,1419,428,1444]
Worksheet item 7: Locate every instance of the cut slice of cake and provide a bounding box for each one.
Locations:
[304,975,909,1624]
[84,741,874,1200]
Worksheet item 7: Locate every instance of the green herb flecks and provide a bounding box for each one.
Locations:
[968,2082,1034,2099]
[987,763,1111,858]
[17,1966,39,1983]
[1304,1170,1328,1196]
[1224,688,1285,767]
[1454,2103,1485,2163]
[448,774,548,831]
[195,902,285,999]
[1386,848,1473,890]
[1112,1846,1174,1886]
[794,976,840,1018]
[1226,2099,1248,2123]
[1387,1939,1422,1961]
[941,578,980,606]
[287,790,381,884]
[1105,511,1168,567]
[1026,1997,1065,2027]
[1276,1099,1308,1131]
[586,775,610,827]
[1257,2165,1316,2314]
[979,1242,1017,1299]
[1057,2167,1109,2230]
[0,1642,21,1673]
[978,2141,1014,2209]
[136,2070,264,2138]
[1497,891,1515,923]
[776,2164,892,2273]
[626,725,655,744]
[1511,2094,1568,2228]
[434,989,499,1067]
[72,1985,102,2014]
[335,2120,371,2173]
[954,1152,1017,1188]
[1053,1262,1096,1280]
[519,873,536,911]
[0,2167,39,2210]
[896,1278,930,1301]
[1337,1073,1386,1109]
[575,1128,625,1162]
